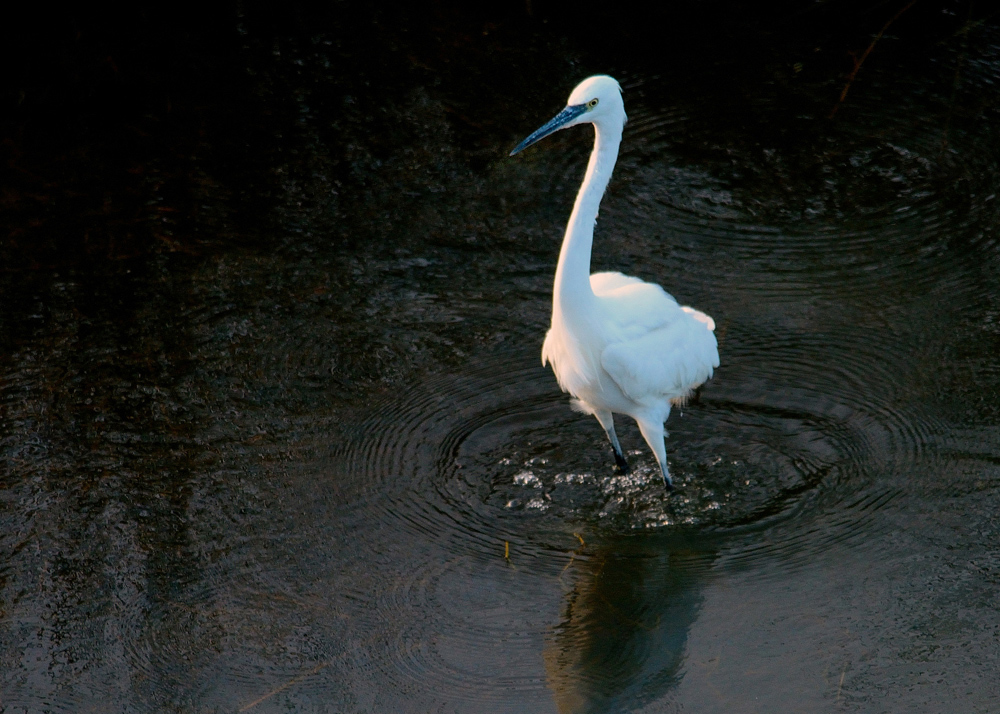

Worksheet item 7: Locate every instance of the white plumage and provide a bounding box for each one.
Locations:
[511,75,719,489]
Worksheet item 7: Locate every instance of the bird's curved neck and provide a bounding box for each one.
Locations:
[554,122,622,314]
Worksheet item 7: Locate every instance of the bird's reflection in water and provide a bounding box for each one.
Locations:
[545,536,716,713]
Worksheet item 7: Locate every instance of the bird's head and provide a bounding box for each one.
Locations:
[510,75,625,156]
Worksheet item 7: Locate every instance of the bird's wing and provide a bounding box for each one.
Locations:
[680,305,716,331]
[601,309,719,404]
[590,271,647,295]
[592,274,681,338]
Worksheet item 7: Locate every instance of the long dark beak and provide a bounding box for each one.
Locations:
[509,104,587,156]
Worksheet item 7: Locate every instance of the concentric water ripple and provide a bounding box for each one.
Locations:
[371,553,552,705]
[529,76,1000,309]
[6,8,1000,712]
[171,58,989,710]
[334,318,944,559]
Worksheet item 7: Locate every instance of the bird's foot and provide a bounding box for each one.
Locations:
[661,468,674,492]
[612,448,630,475]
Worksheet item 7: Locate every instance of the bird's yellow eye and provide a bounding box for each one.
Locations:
[587,98,599,109]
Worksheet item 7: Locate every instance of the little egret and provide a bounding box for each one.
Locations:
[510,75,719,490]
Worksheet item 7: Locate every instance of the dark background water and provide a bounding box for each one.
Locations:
[3,1,1000,711]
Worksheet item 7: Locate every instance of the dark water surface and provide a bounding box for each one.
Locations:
[3,3,1000,711]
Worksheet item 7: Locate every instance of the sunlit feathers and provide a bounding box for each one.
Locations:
[513,75,720,489]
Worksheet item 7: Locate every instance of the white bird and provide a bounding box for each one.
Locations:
[510,75,719,490]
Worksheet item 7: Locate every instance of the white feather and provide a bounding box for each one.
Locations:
[514,75,720,488]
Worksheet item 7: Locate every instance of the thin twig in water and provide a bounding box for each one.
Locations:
[559,552,576,579]
[941,0,977,153]
[830,0,918,117]
[238,661,329,712]
[937,6,999,45]
[559,534,588,582]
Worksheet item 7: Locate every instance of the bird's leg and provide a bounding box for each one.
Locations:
[636,417,673,491]
[659,463,673,491]
[594,410,629,475]
[612,445,630,475]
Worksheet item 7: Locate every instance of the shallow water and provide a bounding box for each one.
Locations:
[3,3,1000,712]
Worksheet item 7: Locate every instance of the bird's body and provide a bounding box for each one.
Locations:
[511,75,719,489]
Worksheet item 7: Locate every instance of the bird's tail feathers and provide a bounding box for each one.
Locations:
[669,392,692,407]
